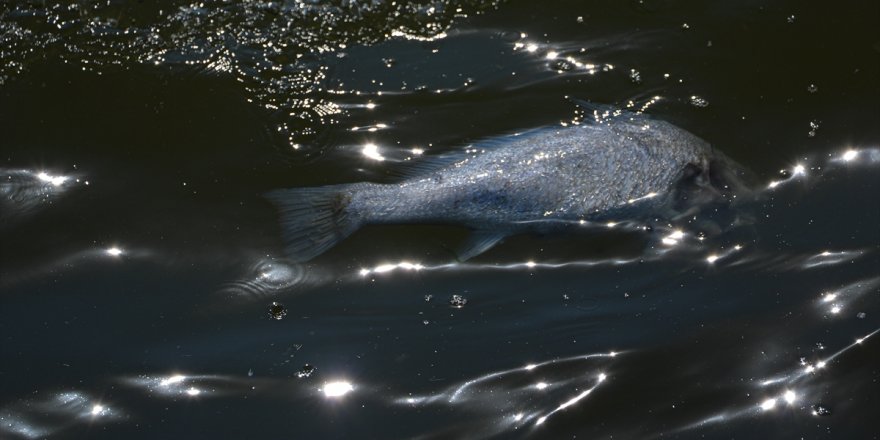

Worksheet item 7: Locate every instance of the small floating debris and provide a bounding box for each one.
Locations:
[629,69,642,84]
[689,95,709,108]
[424,294,433,302]
[808,120,820,138]
[811,404,832,416]
[807,84,818,93]
[449,294,468,308]
[268,302,287,320]
[551,59,576,73]
[296,364,316,379]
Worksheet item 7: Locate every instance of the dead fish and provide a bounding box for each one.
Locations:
[268,108,751,261]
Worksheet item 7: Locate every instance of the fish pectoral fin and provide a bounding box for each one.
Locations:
[457,230,506,261]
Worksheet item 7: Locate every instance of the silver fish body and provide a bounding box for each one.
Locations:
[269,112,748,261]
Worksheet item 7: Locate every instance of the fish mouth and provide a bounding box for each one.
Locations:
[707,154,758,201]
[666,153,757,229]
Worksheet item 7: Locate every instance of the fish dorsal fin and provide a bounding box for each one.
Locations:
[390,128,551,180]
[567,98,655,127]
[568,98,618,119]
[389,149,478,180]
[457,230,506,261]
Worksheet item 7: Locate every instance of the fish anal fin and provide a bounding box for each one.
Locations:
[457,230,506,261]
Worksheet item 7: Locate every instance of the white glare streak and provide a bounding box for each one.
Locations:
[106,247,123,257]
[37,172,67,186]
[526,43,538,52]
[90,404,104,416]
[699,330,879,434]
[373,264,396,273]
[536,379,603,426]
[362,143,385,161]
[706,254,720,263]
[185,387,201,396]
[627,192,658,204]
[662,230,685,246]
[842,150,858,161]
[793,164,806,176]
[160,375,186,386]
[556,389,594,412]
[355,257,640,278]
[545,51,558,60]
[323,381,354,398]
[760,377,786,386]
[444,352,618,403]
[830,305,841,314]
[365,102,376,109]
[360,261,425,276]
[822,293,837,302]
[535,382,549,390]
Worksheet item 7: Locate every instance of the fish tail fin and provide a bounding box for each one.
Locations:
[265,184,366,262]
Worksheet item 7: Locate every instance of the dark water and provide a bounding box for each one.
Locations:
[1,0,879,438]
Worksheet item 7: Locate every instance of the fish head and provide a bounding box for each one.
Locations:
[705,150,757,202]
[673,145,755,200]
[666,149,758,231]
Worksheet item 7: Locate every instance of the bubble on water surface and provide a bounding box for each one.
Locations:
[268,302,287,320]
[449,294,468,308]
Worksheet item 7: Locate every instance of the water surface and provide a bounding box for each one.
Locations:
[1,0,878,438]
